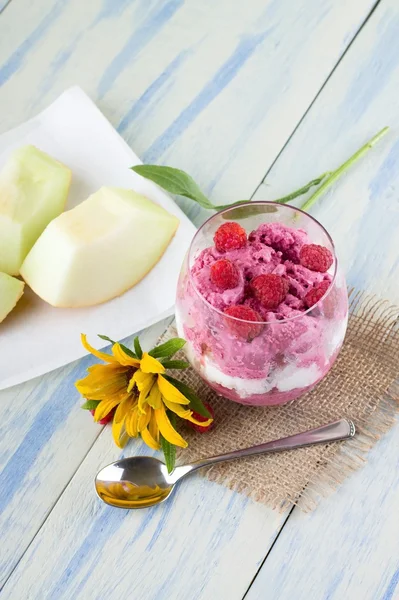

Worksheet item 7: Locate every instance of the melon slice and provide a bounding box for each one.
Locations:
[0,145,71,275]
[0,272,24,323]
[20,187,180,307]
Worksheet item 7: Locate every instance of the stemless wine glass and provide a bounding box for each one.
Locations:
[175,202,348,406]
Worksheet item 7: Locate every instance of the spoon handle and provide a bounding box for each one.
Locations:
[187,419,355,472]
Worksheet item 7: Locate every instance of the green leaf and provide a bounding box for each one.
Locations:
[132,165,214,209]
[81,400,101,411]
[119,344,138,359]
[98,334,115,344]
[163,375,211,418]
[134,336,143,359]
[149,338,186,359]
[161,359,190,370]
[273,174,331,204]
[98,334,138,359]
[160,412,177,473]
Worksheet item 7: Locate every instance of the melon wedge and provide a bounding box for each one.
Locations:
[0,145,71,275]
[0,272,24,323]
[20,187,180,307]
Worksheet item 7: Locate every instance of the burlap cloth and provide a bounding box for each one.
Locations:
[161,290,399,511]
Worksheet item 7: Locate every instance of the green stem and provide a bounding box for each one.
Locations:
[212,172,332,211]
[273,172,332,204]
[300,127,389,212]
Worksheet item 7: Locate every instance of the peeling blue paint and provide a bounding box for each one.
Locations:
[117,48,190,134]
[0,0,68,85]
[142,31,270,163]
[97,0,183,98]
[382,567,399,600]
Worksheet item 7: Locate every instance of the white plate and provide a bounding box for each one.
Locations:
[0,87,196,390]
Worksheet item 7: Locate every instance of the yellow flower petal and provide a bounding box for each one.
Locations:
[133,370,154,391]
[136,405,151,432]
[154,403,188,448]
[162,398,213,426]
[127,373,136,393]
[141,426,161,451]
[162,397,192,419]
[125,406,139,437]
[110,396,134,448]
[138,387,152,413]
[112,343,141,367]
[88,363,125,373]
[112,419,129,448]
[147,384,162,409]
[76,380,127,401]
[135,374,155,414]
[185,414,213,426]
[149,411,160,445]
[113,396,134,425]
[140,353,165,374]
[93,397,122,422]
[81,334,118,363]
[88,364,126,374]
[75,367,128,399]
[76,365,125,385]
[157,375,190,405]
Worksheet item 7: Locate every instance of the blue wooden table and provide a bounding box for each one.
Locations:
[1,1,399,598]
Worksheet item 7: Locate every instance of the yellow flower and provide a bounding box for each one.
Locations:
[76,335,213,449]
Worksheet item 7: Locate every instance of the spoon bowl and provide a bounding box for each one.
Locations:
[95,457,176,508]
[95,419,355,509]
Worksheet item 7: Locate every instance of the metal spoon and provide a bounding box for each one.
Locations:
[95,419,355,509]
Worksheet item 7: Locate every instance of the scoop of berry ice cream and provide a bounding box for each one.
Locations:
[191,222,332,317]
[190,246,245,310]
[191,242,281,311]
[249,222,309,262]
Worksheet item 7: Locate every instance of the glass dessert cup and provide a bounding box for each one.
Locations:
[176,202,348,406]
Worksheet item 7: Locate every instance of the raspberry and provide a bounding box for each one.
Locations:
[214,222,247,252]
[224,305,263,340]
[90,407,115,425]
[210,259,239,290]
[304,280,331,309]
[300,244,333,273]
[187,402,215,433]
[250,274,289,309]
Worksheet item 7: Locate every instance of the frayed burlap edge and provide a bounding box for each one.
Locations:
[160,290,399,512]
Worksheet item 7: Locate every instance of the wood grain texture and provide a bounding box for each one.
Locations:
[0,0,386,598]
[0,320,171,589]
[0,0,12,14]
[1,421,288,600]
[246,426,399,600]
[246,0,399,597]
[251,0,399,303]
[0,0,377,224]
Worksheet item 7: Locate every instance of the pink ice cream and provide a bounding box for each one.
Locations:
[176,221,348,406]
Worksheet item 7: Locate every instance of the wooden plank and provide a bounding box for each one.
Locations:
[0,0,377,224]
[0,319,171,589]
[245,0,399,597]
[0,0,379,597]
[250,5,399,302]
[1,415,289,600]
[0,0,12,13]
[246,427,399,600]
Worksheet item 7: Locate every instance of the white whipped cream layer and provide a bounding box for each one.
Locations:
[202,357,321,398]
